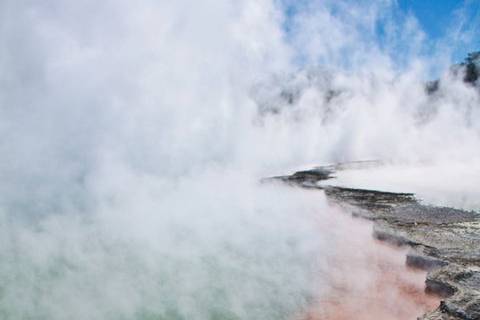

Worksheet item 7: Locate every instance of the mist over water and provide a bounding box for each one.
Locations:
[0,0,478,319]
[325,163,480,212]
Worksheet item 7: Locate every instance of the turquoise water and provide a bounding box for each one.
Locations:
[0,181,328,320]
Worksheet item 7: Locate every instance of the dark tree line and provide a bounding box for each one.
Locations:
[461,51,479,84]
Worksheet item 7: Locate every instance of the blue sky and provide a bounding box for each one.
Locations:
[398,0,480,63]
[282,0,480,66]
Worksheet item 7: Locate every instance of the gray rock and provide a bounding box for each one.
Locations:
[268,164,480,320]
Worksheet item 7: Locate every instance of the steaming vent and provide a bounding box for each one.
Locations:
[1,1,479,320]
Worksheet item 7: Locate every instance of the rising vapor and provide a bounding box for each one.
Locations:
[0,0,478,319]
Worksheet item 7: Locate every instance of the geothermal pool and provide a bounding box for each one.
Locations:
[0,179,439,320]
[2,1,478,319]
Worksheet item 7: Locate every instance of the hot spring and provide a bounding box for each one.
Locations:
[1,0,478,319]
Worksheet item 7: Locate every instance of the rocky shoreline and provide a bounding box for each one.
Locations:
[266,164,480,320]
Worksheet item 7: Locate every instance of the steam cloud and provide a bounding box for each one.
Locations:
[0,0,478,319]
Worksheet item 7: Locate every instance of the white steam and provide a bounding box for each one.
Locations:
[0,0,478,319]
